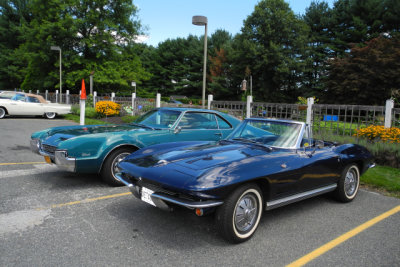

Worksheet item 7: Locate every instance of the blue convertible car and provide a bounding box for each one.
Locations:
[30,108,239,185]
[116,118,375,243]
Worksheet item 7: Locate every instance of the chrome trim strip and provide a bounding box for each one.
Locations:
[151,192,224,209]
[266,184,337,210]
[54,150,76,172]
[114,174,224,209]
[115,173,133,187]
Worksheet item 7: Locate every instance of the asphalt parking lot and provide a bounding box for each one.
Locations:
[0,118,399,267]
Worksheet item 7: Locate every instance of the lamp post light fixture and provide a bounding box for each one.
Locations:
[192,15,208,109]
[50,46,62,103]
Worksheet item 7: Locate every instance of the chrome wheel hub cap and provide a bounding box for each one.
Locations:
[345,169,357,196]
[111,152,130,177]
[235,194,257,232]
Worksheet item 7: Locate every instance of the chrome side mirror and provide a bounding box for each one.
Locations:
[174,126,182,134]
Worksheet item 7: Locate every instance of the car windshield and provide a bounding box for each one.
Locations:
[229,120,303,148]
[0,92,16,99]
[134,109,181,129]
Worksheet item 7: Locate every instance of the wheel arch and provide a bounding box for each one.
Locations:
[0,106,8,114]
[98,144,140,173]
[253,178,271,202]
[221,178,270,203]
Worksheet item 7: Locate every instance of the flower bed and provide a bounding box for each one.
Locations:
[95,101,120,117]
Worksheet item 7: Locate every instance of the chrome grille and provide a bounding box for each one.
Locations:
[139,180,196,202]
[42,144,57,155]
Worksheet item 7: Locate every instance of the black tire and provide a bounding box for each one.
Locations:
[334,164,360,203]
[215,183,263,243]
[0,107,6,119]
[100,147,136,186]
[44,112,56,119]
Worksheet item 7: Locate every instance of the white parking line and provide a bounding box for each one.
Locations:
[0,164,59,179]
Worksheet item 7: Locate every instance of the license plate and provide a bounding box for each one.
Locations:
[44,156,52,164]
[141,187,156,206]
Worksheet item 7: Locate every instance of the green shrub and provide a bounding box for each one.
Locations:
[70,105,99,118]
[315,131,400,168]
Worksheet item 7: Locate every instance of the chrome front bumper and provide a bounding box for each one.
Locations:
[115,173,223,211]
[30,139,76,172]
[30,139,41,155]
[54,150,76,172]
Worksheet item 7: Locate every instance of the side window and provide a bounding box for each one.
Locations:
[216,115,232,129]
[178,112,218,129]
[12,94,26,101]
[27,96,40,103]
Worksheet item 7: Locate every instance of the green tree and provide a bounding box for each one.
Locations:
[208,29,235,99]
[302,1,333,97]
[2,0,148,93]
[324,35,400,105]
[231,0,309,102]
[0,0,31,89]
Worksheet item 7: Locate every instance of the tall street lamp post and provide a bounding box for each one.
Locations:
[131,81,136,94]
[50,46,62,103]
[192,15,208,109]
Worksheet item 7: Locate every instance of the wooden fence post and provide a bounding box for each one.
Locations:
[45,90,48,101]
[384,99,394,128]
[156,93,161,108]
[132,93,136,115]
[93,91,97,107]
[66,90,70,104]
[246,95,253,118]
[207,94,213,110]
[56,90,59,103]
[306,97,314,126]
[111,92,115,102]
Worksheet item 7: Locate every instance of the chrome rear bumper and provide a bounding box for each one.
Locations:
[115,173,223,211]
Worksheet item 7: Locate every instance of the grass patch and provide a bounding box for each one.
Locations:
[361,165,400,198]
[121,115,139,123]
[62,114,107,125]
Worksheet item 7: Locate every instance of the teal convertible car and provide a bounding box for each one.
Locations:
[30,108,240,185]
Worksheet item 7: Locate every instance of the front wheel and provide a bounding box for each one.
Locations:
[334,164,360,202]
[100,147,136,186]
[0,107,6,119]
[44,112,56,119]
[215,184,263,243]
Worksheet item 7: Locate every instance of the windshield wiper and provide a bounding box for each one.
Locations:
[231,138,272,151]
[232,138,258,143]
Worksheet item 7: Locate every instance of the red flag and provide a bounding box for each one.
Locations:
[80,79,87,100]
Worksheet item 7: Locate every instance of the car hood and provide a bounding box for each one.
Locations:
[41,124,150,146]
[120,141,288,190]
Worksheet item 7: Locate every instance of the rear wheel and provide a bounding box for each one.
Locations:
[0,107,6,119]
[100,147,136,186]
[44,112,56,119]
[215,184,263,243]
[334,164,360,202]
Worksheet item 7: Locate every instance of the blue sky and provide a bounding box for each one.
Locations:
[134,0,335,46]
